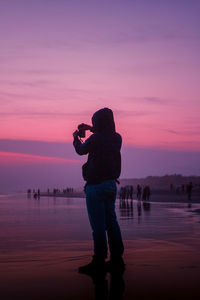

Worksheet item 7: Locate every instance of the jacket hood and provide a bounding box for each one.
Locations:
[92,108,116,134]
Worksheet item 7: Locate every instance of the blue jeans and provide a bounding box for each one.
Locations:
[85,180,124,260]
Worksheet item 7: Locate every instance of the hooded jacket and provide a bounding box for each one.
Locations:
[73,108,122,185]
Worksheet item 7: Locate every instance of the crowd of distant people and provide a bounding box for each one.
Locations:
[117,181,196,221]
[118,185,151,221]
[119,198,151,219]
[170,181,193,200]
[27,187,74,198]
[118,181,195,202]
[119,184,151,201]
[27,181,195,202]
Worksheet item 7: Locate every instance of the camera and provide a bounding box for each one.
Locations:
[77,124,86,138]
[77,123,93,138]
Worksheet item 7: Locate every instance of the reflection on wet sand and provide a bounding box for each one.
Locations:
[119,199,151,221]
[0,194,200,299]
[119,199,134,218]
[143,201,151,212]
[79,269,125,300]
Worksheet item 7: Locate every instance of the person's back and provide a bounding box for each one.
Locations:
[81,131,122,185]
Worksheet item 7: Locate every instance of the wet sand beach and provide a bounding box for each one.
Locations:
[40,190,200,203]
[0,194,200,299]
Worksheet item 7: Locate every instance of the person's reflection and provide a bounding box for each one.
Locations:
[79,268,125,300]
[119,199,133,219]
[143,201,151,212]
[53,196,57,206]
[130,200,133,218]
[137,200,142,219]
[34,195,40,207]
[109,270,125,300]
[91,272,108,300]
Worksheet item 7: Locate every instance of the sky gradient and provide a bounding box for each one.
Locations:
[0,0,200,191]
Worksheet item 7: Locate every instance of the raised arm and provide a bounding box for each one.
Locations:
[73,131,95,155]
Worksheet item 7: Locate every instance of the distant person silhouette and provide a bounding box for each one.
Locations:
[186,181,193,201]
[143,185,151,201]
[73,108,124,275]
[137,184,142,200]
[121,187,126,200]
[130,185,134,200]
[142,186,147,200]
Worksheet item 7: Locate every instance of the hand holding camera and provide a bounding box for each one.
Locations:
[77,123,93,138]
[73,123,93,140]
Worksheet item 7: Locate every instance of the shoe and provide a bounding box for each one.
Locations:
[106,257,125,274]
[78,259,106,276]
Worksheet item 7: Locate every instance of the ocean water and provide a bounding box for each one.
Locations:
[0,193,200,299]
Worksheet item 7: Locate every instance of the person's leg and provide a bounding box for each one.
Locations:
[85,184,107,261]
[103,181,124,259]
[106,203,124,258]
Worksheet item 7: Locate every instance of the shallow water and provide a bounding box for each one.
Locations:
[0,194,200,299]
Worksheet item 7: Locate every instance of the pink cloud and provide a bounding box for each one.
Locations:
[0,151,80,166]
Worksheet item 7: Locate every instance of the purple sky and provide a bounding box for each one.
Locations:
[0,0,200,191]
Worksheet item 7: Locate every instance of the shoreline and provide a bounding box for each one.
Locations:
[37,192,200,204]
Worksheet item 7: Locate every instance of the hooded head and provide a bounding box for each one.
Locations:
[92,108,116,134]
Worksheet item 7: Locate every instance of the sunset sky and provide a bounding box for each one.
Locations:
[0,0,200,191]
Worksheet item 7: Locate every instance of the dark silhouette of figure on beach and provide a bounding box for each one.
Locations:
[146,185,151,200]
[142,186,147,200]
[122,185,133,200]
[137,184,142,200]
[130,185,134,199]
[143,185,151,200]
[121,187,126,200]
[27,189,31,198]
[73,108,124,275]
[137,200,142,222]
[119,186,133,200]
[125,186,129,200]
[186,182,193,201]
[118,187,123,200]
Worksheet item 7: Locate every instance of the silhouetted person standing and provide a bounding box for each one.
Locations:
[130,185,134,200]
[137,184,142,200]
[186,181,193,201]
[142,186,147,201]
[144,185,151,201]
[73,108,124,274]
